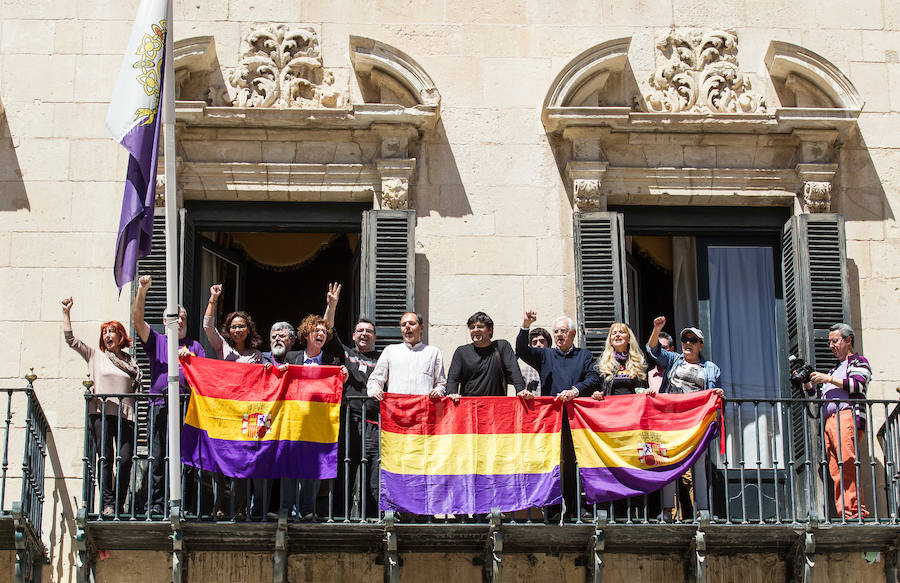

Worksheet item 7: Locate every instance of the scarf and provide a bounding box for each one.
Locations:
[105,350,142,392]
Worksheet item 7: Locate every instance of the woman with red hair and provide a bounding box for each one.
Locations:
[62,297,141,517]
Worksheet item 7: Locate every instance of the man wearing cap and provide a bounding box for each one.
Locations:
[647,316,723,520]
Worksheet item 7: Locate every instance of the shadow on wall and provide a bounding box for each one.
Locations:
[44,431,78,583]
[414,118,472,219]
[837,126,893,355]
[0,112,29,211]
[415,252,430,343]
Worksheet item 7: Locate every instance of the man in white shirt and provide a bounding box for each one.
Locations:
[367,312,446,400]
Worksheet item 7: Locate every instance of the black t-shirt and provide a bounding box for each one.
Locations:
[446,340,525,397]
[335,330,380,419]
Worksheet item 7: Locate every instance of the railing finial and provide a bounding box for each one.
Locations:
[24,368,37,386]
[82,375,94,391]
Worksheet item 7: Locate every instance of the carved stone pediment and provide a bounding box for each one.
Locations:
[642,30,765,114]
[229,25,347,109]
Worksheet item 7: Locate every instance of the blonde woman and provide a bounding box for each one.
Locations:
[591,322,648,400]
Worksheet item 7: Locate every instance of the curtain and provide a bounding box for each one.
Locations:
[707,246,783,469]
[672,236,698,337]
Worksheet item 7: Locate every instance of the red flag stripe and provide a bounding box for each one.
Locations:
[566,392,720,432]
[181,356,343,403]
[380,395,564,435]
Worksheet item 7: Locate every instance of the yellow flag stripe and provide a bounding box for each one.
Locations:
[184,392,340,444]
[571,410,718,469]
[380,431,561,476]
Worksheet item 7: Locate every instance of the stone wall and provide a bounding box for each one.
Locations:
[1,1,898,580]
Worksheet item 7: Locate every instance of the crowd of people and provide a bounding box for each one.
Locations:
[63,278,872,522]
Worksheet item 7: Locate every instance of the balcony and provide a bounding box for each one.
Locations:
[74,392,900,582]
[0,376,49,583]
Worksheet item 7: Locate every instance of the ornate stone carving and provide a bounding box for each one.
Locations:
[229,25,346,109]
[643,30,765,114]
[796,163,837,213]
[573,179,604,211]
[381,178,408,209]
[376,159,415,209]
[802,181,832,213]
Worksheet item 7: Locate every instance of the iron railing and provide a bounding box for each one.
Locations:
[1,377,50,538]
[80,391,900,527]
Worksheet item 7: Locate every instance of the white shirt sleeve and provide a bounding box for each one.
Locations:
[366,349,390,396]
[432,347,447,395]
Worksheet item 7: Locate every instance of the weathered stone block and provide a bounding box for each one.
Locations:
[375,0,444,23]
[482,57,552,108]
[0,268,42,320]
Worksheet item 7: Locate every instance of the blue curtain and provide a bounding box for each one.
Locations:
[707,246,779,400]
[708,246,783,468]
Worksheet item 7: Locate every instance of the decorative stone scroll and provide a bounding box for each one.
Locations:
[567,161,609,212]
[796,163,838,213]
[643,30,766,114]
[376,159,416,210]
[229,25,346,109]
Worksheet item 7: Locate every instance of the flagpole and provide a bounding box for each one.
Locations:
[162,0,182,518]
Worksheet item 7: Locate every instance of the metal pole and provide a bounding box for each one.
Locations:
[162,0,181,510]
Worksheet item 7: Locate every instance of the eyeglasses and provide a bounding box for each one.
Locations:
[681,336,701,344]
[230,324,248,330]
[828,338,846,345]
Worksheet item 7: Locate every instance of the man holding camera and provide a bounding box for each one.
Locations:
[805,323,871,519]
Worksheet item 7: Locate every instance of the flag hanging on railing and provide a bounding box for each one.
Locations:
[379,395,563,515]
[105,0,168,291]
[568,391,721,504]
[180,356,343,479]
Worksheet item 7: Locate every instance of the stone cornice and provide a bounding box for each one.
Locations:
[175,101,438,132]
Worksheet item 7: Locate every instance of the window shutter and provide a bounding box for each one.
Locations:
[361,210,415,353]
[781,214,848,464]
[179,208,197,340]
[574,212,628,354]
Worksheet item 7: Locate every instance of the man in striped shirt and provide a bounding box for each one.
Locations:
[806,323,872,519]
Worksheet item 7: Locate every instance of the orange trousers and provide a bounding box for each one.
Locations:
[824,409,869,519]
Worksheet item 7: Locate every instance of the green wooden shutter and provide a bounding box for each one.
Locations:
[360,210,415,353]
[781,214,848,464]
[574,212,628,354]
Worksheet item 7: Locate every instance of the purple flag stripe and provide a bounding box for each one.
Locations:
[113,53,164,292]
[181,424,337,480]
[579,423,718,503]
[380,467,562,515]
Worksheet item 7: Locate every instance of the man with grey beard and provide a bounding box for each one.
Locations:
[252,321,298,517]
[262,322,297,366]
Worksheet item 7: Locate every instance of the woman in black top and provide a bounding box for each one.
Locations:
[447,312,526,398]
[591,322,648,399]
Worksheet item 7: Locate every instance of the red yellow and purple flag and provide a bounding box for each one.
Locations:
[180,356,343,479]
[568,391,721,504]
[379,395,563,515]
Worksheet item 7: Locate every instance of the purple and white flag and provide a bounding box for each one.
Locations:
[105,0,168,291]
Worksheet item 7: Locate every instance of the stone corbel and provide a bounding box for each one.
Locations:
[796,163,838,213]
[793,129,839,164]
[372,125,418,159]
[567,161,609,212]
[375,158,416,209]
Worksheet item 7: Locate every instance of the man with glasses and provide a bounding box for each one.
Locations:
[516,311,600,521]
[322,283,382,519]
[520,327,551,395]
[131,275,206,517]
[805,323,871,519]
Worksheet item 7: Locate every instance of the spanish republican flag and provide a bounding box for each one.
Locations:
[380,396,563,515]
[568,392,721,503]
[180,356,343,479]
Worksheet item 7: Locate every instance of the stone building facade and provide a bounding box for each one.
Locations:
[1,0,898,581]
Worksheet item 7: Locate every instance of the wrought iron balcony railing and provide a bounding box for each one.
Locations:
[78,392,900,528]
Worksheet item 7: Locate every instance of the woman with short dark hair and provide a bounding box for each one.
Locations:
[62,297,140,517]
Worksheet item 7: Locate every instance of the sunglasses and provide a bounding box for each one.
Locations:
[681,336,701,344]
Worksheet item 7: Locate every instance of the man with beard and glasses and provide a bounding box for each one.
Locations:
[322,283,381,519]
[252,321,298,518]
